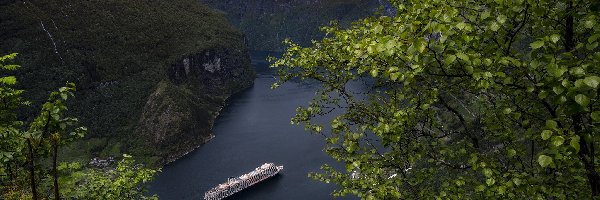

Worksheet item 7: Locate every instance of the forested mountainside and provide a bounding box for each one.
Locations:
[0,0,255,165]
[200,0,390,51]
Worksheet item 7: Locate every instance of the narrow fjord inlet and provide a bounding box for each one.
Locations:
[150,52,353,200]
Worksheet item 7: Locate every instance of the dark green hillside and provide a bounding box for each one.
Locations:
[200,0,388,51]
[0,0,254,165]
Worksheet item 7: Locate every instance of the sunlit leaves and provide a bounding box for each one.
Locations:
[574,94,590,107]
[272,0,600,198]
[550,34,561,43]
[585,19,596,29]
[0,53,26,182]
[551,136,565,147]
[0,53,92,198]
[570,136,581,153]
[583,76,600,88]
[538,155,553,168]
[592,112,600,122]
[507,149,517,157]
[0,76,17,85]
[530,41,545,49]
[370,69,379,77]
[546,120,558,129]
[445,55,457,65]
[456,52,470,63]
[541,130,552,140]
[0,53,18,63]
[456,22,467,30]
[63,156,158,199]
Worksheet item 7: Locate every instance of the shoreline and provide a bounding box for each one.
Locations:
[160,79,255,166]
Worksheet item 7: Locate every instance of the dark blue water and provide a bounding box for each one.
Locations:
[150,52,354,200]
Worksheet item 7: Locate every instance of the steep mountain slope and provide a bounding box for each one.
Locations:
[0,0,254,165]
[200,0,389,51]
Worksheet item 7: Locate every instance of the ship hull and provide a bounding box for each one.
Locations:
[204,163,283,200]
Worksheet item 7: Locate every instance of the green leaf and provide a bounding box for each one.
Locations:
[538,155,553,168]
[574,94,590,107]
[417,39,427,53]
[589,34,600,43]
[570,67,586,77]
[512,178,522,186]
[507,149,517,157]
[575,79,586,88]
[496,15,507,24]
[456,22,467,30]
[583,76,600,88]
[481,11,491,20]
[551,136,565,147]
[541,130,552,140]
[570,136,581,153]
[530,41,545,49]
[592,111,600,122]
[587,42,598,50]
[490,22,500,31]
[547,64,566,77]
[445,55,457,65]
[552,86,564,95]
[456,52,469,62]
[483,168,493,177]
[550,34,560,43]
[585,19,596,29]
[370,69,379,77]
[2,64,19,71]
[545,120,558,129]
[486,178,496,186]
[390,72,400,81]
[0,76,17,85]
[464,65,474,74]
[374,25,384,33]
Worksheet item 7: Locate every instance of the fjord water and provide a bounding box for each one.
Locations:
[150,52,354,200]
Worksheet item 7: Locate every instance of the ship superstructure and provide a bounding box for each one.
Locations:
[204,163,283,200]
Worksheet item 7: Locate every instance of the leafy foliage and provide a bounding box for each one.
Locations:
[272,0,600,199]
[24,83,85,155]
[0,53,158,199]
[59,155,158,200]
[0,53,26,179]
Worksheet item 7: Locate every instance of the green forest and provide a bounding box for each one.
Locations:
[1,0,253,198]
[2,0,600,199]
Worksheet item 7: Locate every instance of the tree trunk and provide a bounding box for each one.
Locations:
[579,136,600,196]
[26,139,38,200]
[574,115,600,196]
[52,139,60,200]
[586,168,600,197]
[7,161,13,182]
[563,0,599,196]
[564,0,574,52]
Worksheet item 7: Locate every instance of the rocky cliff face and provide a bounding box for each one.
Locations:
[200,0,389,51]
[136,48,254,164]
[167,48,254,94]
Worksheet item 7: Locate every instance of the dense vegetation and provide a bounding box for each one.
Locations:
[0,53,157,199]
[200,0,389,51]
[0,0,254,165]
[273,0,600,199]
